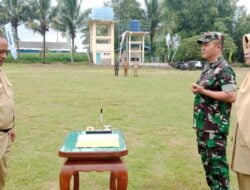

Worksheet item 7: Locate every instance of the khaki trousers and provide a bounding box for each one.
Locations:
[237,172,250,190]
[133,68,138,77]
[124,68,128,76]
[0,132,11,190]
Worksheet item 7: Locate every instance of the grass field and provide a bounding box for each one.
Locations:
[3,63,249,190]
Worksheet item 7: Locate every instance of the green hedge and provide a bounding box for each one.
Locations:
[5,52,89,63]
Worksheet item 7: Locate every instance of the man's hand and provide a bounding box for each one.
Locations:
[8,128,16,142]
[191,83,237,103]
[191,83,204,94]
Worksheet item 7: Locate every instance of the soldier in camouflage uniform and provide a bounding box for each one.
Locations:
[114,59,120,77]
[191,32,237,190]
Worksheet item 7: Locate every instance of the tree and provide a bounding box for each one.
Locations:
[143,0,162,57]
[104,0,143,28]
[163,0,236,37]
[114,0,143,23]
[104,0,144,51]
[232,6,250,62]
[26,0,57,63]
[79,8,92,63]
[53,0,85,63]
[175,34,237,62]
[215,0,237,35]
[79,8,91,44]
[0,0,30,57]
[158,0,241,63]
[153,34,168,62]
[104,0,122,20]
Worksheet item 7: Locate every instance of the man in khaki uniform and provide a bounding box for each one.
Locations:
[231,34,250,190]
[123,58,129,76]
[133,59,139,77]
[0,36,16,190]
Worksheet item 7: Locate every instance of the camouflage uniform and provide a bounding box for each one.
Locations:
[114,60,119,76]
[193,55,237,190]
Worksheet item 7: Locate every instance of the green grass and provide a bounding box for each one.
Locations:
[5,52,88,63]
[3,63,248,190]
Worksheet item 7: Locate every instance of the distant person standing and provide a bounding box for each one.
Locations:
[114,59,120,77]
[231,34,250,190]
[123,58,129,76]
[191,32,237,190]
[0,36,16,190]
[133,59,139,77]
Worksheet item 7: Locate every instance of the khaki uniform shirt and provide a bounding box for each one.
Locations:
[0,67,15,130]
[133,62,138,69]
[231,72,250,174]
[231,125,250,174]
[123,61,129,69]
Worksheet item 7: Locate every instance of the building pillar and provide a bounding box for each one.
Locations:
[110,22,115,65]
[142,36,145,63]
[128,34,131,64]
[92,22,97,64]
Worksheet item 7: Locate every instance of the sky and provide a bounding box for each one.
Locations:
[82,0,250,12]
[238,0,250,13]
[80,0,143,10]
[17,0,250,51]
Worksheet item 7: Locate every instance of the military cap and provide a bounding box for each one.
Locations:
[197,32,224,44]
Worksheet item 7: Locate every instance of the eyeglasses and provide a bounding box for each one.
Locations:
[0,49,9,55]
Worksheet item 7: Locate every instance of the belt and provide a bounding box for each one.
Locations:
[0,128,12,133]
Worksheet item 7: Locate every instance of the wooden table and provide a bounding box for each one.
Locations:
[58,131,128,190]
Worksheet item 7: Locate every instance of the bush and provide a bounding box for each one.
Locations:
[5,52,89,63]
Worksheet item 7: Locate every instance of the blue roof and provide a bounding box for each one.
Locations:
[90,7,114,21]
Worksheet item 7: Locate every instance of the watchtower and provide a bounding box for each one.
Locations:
[119,20,149,65]
[89,8,115,65]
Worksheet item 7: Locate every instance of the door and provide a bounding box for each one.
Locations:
[96,53,101,64]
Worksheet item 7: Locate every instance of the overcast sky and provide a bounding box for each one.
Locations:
[238,0,250,13]
[81,0,250,12]
[80,0,143,10]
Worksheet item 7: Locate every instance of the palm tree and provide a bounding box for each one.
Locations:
[53,0,86,63]
[143,0,162,57]
[104,0,122,20]
[79,8,91,63]
[0,0,30,57]
[26,0,57,63]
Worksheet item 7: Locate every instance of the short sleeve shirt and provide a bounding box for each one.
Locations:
[0,68,15,129]
[193,56,237,135]
[123,61,129,69]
